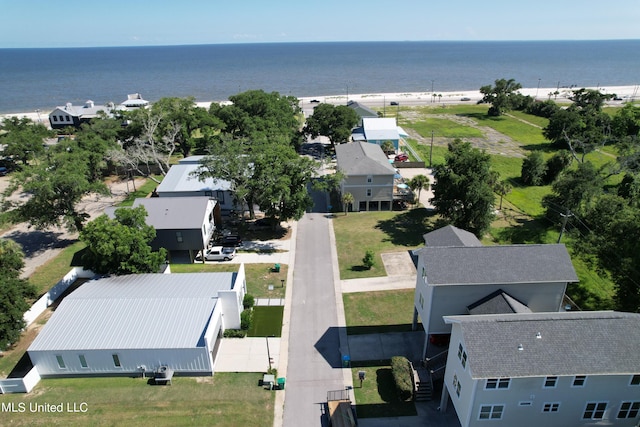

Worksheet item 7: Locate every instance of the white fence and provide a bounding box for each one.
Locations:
[0,366,41,394]
[23,267,95,326]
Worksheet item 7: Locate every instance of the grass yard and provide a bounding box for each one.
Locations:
[0,374,274,427]
[343,289,417,334]
[332,209,435,280]
[351,362,417,418]
[407,117,484,139]
[169,263,288,299]
[247,306,284,337]
[28,241,87,297]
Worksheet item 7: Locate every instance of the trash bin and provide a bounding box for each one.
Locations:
[342,355,350,368]
[273,263,280,273]
[277,377,286,390]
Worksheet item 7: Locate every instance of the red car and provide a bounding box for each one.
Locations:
[394,153,409,162]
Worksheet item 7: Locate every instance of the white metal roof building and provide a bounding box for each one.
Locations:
[28,267,246,378]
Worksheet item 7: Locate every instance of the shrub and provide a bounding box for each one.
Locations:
[243,294,255,310]
[241,309,253,330]
[544,150,572,184]
[390,356,413,401]
[521,152,547,186]
[362,249,375,270]
[223,329,247,338]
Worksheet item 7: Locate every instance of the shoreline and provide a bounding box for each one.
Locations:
[2,85,639,124]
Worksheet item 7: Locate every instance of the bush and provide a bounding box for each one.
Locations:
[390,356,413,401]
[544,150,572,184]
[241,309,253,330]
[243,294,255,310]
[223,329,247,338]
[521,152,547,186]
[362,249,375,270]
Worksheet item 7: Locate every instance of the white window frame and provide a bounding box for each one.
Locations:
[630,374,640,386]
[112,353,122,368]
[366,188,372,197]
[478,404,504,420]
[56,355,66,369]
[485,378,511,390]
[618,401,640,419]
[543,376,558,388]
[366,175,373,183]
[542,402,560,413]
[78,354,88,368]
[583,401,608,420]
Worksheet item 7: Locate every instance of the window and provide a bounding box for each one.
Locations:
[367,175,373,183]
[78,354,88,368]
[543,402,560,413]
[366,188,372,197]
[421,267,426,278]
[519,401,533,407]
[176,231,183,243]
[479,405,504,420]
[112,354,121,368]
[52,116,58,122]
[618,401,640,419]
[583,402,607,420]
[572,375,586,387]
[631,375,640,385]
[419,293,424,309]
[486,378,511,390]
[456,381,461,397]
[457,343,467,368]
[544,376,558,388]
[56,355,66,369]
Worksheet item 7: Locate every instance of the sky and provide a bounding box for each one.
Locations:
[2,0,639,48]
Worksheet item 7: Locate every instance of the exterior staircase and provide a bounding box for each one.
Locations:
[413,367,433,401]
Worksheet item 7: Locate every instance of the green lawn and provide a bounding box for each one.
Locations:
[169,263,288,299]
[351,363,417,418]
[28,242,87,297]
[0,374,274,427]
[248,306,284,337]
[332,209,435,280]
[343,289,416,334]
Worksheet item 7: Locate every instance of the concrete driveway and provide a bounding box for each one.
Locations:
[214,337,280,373]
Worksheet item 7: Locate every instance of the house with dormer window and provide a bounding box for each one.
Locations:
[441,311,640,427]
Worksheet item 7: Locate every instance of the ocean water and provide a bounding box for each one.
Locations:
[0,40,639,114]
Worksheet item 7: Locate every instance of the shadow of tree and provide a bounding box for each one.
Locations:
[374,208,437,246]
[495,216,551,244]
[3,229,75,257]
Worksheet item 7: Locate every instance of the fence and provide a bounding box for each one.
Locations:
[23,267,95,327]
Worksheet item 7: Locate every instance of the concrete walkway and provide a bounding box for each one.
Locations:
[214,337,280,373]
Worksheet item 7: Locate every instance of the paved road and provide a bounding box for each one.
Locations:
[282,211,345,427]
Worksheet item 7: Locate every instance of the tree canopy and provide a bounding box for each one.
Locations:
[431,139,495,237]
[303,103,359,146]
[80,206,167,275]
[479,78,524,116]
[0,239,36,349]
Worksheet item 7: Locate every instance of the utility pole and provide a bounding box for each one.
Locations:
[430,130,434,168]
[557,209,572,243]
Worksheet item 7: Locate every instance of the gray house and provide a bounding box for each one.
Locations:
[441,311,640,427]
[155,157,237,213]
[28,268,247,378]
[131,197,220,262]
[413,230,579,357]
[48,100,113,129]
[336,141,396,212]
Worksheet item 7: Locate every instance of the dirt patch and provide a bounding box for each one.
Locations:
[401,111,527,158]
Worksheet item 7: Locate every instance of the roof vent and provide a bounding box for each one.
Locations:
[518,344,524,351]
[536,332,542,339]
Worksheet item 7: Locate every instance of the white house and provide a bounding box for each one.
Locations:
[28,267,247,378]
[441,311,640,427]
[48,100,114,129]
[351,117,408,152]
[155,157,237,214]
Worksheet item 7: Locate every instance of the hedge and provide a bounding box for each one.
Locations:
[390,355,413,401]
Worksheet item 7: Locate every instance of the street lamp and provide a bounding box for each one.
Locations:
[536,78,541,99]
[431,80,435,102]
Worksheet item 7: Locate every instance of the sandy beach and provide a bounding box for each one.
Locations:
[2,85,639,126]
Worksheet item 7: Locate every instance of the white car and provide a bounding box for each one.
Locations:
[196,246,236,262]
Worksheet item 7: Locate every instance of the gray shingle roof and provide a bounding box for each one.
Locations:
[336,141,396,176]
[445,311,640,378]
[423,225,482,247]
[415,244,578,285]
[29,273,236,351]
[132,197,212,230]
[467,290,532,315]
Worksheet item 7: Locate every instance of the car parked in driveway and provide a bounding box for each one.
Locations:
[196,246,236,261]
[394,153,409,162]
[218,234,242,247]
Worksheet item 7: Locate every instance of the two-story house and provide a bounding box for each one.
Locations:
[441,311,640,427]
[336,141,396,211]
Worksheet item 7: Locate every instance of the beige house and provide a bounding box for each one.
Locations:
[335,141,395,211]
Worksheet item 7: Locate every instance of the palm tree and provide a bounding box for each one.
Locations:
[341,192,354,215]
[408,175,430,205]
[494,180,512,210]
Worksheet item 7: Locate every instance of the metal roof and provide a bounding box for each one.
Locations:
[132,197,213,230]
[415,244,579,285]
[29,273,236,351]
[336,141,396,176]
[156,163,231,193]
[362,117,400,141]
[445,311,640,378]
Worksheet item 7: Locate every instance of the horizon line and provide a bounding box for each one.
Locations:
[2,38,639,50]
